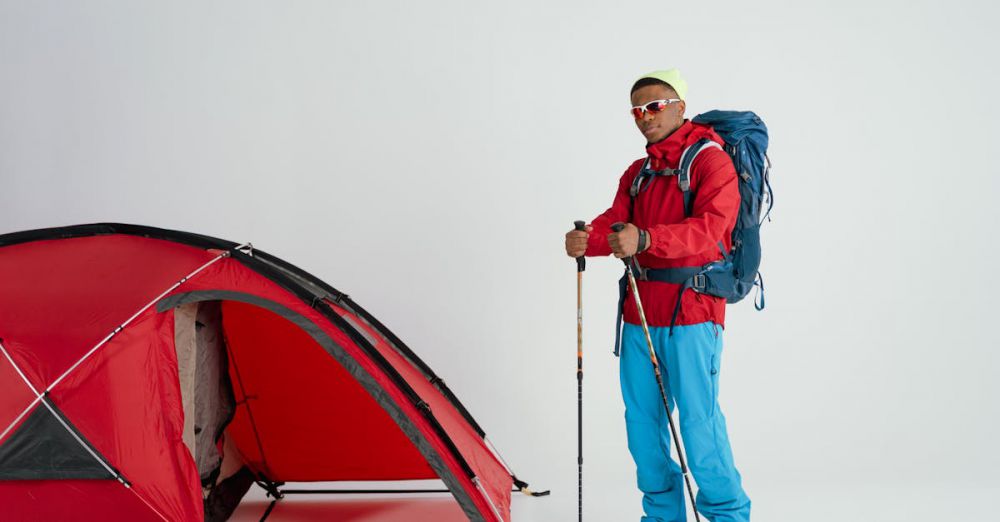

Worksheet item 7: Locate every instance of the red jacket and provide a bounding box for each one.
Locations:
[586,120,740,328]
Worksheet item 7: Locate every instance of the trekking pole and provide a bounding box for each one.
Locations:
[610,222,701,522]
[573,220,586,522]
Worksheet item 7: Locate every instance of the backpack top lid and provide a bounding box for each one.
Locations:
[692,110,768,152]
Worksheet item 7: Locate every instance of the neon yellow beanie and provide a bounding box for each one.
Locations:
[635,69,688,100]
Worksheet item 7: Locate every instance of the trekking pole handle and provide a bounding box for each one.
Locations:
[574,221,587,272]
[610,222,632,266]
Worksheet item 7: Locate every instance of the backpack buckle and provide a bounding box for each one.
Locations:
[677,171,691,192]
[692,274,706,292]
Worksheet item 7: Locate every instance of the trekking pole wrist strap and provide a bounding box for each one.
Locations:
[636,229,649,253]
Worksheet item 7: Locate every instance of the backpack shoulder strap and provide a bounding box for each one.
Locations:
[629,157,652,198]
[626,157,651,222]
[628,157,680,222]
[677,138,723,217]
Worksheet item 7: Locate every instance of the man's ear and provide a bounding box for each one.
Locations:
[677,100,686,119]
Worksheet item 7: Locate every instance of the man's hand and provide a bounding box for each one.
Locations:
[608,223,640,258]
[565,224,592,257]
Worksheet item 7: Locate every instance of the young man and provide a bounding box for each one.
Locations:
[564,69,752,522]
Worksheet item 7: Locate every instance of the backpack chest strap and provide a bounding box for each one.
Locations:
[629,139,723,219]
[629,157,679,197]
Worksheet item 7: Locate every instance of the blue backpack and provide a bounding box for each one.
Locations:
[614,110,771,355]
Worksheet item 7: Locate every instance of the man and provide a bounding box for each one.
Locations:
[564,69,751,522]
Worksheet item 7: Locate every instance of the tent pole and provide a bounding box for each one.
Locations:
[0,247,241,446]
[0,339,171,522]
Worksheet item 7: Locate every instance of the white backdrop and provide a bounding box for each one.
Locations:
[2,1,998,520]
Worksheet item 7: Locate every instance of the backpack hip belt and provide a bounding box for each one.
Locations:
[613,261,721,357]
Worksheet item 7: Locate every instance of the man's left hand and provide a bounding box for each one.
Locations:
[608,223,640,258]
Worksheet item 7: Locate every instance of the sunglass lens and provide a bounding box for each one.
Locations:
[646,101,667,114]
[631,107,644,119]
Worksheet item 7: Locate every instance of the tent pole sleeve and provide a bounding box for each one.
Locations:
[36,397,126,485]
[0,247,243,446]
[0,340,44,443]
[473,476,505,522]
[0,339,40,395]
[1,342,171,522]
[45,246,241,393]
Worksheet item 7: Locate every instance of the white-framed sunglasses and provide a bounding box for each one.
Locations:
[630,99,681,119]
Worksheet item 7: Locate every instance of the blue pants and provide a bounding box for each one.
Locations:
[620,322,751,522]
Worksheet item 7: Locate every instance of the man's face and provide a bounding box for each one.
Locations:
[630,84,686,144]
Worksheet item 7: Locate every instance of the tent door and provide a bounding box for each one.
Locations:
[173,301,253,521]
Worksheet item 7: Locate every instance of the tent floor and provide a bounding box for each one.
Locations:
[227,480,998,521]
[230,496,467,522]
[229,481,472,522]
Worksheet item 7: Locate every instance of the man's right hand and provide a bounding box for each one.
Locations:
[565,225,593,257]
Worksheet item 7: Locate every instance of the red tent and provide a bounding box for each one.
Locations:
[0,223,542,521]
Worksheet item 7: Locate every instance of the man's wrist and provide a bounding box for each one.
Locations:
[637,229,649,253]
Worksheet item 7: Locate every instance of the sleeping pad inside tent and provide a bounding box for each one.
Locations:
[0,223,543,522]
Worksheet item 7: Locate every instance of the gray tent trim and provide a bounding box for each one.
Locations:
[0,400,117,481]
